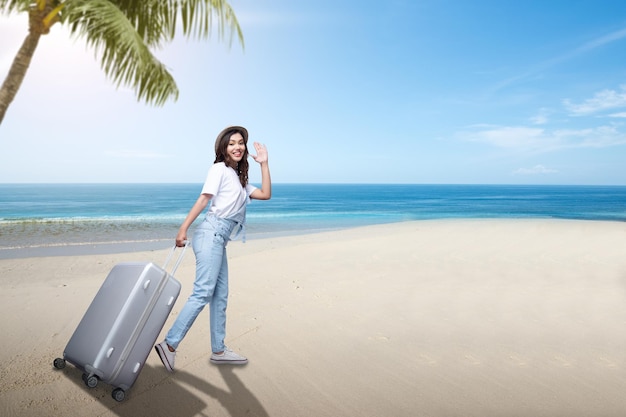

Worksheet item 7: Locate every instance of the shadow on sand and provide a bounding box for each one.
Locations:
[57,361,269,417]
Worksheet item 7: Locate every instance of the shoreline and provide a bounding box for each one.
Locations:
[0,224,350,260]
[2,218,626,416]
[2,216,624,260]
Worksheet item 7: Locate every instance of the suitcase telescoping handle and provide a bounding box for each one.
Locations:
[162,241,189,275]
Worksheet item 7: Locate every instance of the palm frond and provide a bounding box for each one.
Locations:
[105,0,175,47]
[63,0,178,105]
[181,0,244,47]
[0,0,31,14]
[106,0,244,48]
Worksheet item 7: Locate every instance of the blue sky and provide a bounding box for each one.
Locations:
[2,0,626,185]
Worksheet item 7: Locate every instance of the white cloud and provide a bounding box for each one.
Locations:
[575,26,626,54]
[608,112,626,118]
[462,125,547,149]
[512,165,558,175]
[489,26,626,94]
[529,114,548,125]
[552,124,626,148]
[529,108,550,125]
[460,123,626,152]
[563,85,626,116]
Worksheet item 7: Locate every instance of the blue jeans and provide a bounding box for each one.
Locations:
[165,215,237,353]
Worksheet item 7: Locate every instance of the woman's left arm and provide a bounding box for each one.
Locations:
[250,142,272,200]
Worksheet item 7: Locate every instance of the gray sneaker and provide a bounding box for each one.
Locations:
[155,341,176,372]
[210,348,248,365]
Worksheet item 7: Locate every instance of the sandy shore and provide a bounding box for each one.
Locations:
[1,219,626,417]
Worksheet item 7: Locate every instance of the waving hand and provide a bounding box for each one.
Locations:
[251,142,268,164]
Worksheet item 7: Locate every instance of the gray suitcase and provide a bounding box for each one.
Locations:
[53,246,186,401]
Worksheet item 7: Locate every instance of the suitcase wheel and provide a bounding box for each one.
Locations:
[112,388,126,402]
[53,358,66,369]
[82,373,99,388]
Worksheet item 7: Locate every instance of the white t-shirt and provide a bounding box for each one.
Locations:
[201,162,257,218]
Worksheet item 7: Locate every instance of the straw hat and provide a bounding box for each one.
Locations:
[214,126,249,154]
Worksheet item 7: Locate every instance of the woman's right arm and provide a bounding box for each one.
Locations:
[176,193,212,246]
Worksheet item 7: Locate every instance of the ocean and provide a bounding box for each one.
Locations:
[1,183,626,258]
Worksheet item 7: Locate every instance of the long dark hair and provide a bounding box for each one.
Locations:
[214,128,249,187]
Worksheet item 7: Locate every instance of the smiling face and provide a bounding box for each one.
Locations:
[215,129,248,170]
[227,132,246,164]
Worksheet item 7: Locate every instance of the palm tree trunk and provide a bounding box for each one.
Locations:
[0,30,41,126]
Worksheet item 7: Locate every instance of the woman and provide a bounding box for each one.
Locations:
[155,126,271,371]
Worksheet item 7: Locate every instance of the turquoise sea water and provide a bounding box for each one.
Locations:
[1,183,626,258]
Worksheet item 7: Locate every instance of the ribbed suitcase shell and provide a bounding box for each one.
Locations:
[62,261,181,395]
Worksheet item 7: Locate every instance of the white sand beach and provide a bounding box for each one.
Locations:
[1,219,626,417]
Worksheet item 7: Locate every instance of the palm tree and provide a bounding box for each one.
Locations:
[0,0,243,125]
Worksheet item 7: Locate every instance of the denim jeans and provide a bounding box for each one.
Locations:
[165,215,238,353]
